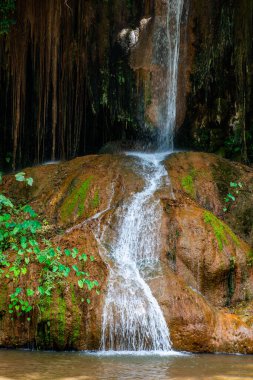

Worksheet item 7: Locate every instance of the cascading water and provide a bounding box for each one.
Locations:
[159,0,184,150]
[100,0,184,352]
[101,153,171,351]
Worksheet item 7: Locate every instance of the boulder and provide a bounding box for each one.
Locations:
[1,152,253,353]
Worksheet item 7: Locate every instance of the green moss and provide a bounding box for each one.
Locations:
[61,177,92,221]
[181,169,197,198]
[57,295,66,347]
[39,296,52,319]
[204,211,240,251]
[36,295,67,349]
[36,296,53,348]
[70,286,81,344]
[91,190,100,209]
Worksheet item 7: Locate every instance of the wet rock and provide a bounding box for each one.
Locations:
[1,152,253,353]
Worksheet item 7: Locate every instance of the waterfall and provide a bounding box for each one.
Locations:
[159,0,184,150]
[100,0,184,352]
[101,153,171,351]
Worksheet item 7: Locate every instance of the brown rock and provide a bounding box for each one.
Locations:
[1,152,253,353]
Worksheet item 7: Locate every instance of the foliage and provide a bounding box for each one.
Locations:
[223,181,243,212]
[203,211,240,251]
[0,0,16,35]
[0,172,99,320]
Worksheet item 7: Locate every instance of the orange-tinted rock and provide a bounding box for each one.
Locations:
[1,152,253,353]
[165,152,253,246]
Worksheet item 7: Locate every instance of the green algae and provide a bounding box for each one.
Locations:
[57,295,66,347]
[70,286,81,345]
[61,178,92,221]
[36,296,53,348]
[91,190,100,209]
[181,169,197,198]
[203,210,240,251]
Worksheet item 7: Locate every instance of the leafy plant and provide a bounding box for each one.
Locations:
[0,172,99,320]
[223,181,243,212]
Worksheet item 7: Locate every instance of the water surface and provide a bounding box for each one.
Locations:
[0,350,253,380]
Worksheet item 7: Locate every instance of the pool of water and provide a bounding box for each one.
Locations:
[0,350,253,379]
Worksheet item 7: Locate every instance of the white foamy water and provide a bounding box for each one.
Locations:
[101,152,172,351]
[159,0,184,150]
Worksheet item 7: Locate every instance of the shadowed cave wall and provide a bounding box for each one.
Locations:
[0,0,153,170]
[0,0,253,169]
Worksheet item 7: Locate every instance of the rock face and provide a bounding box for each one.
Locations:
[1,0,252,169]
[1,152,253,353]
[180,0,253,163]
[129,0,190,136]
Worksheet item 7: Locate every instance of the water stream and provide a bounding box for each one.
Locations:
[101,0,184,352]
[159,0,184,150]
[101,152,172,351]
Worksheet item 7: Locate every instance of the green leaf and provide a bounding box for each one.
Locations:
[26,289,34,297]
[20,236,27,249]
[26,177,33,187]
[0,213,11,222]
[22,205,37,217]
[90,255,95,262]
[227,193,236,201]
[86,298,91,304]
[0,194,14,208]
[78,280,84,288]
[15,287,22,295]
[63,267,71,277]
[59,264,66,272]
[64,249,71,256]
[38,286,45,295]
[71,248,78,258]
[79,254,87,262]
[15,172,26,182]
[72,265,79,272]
